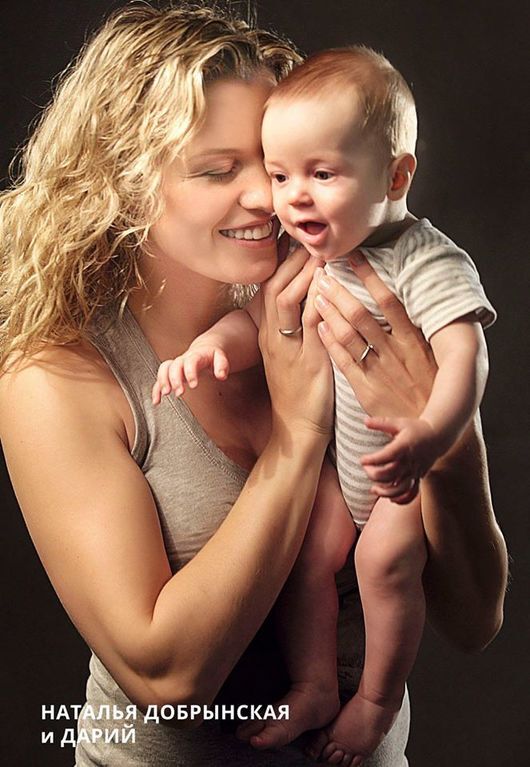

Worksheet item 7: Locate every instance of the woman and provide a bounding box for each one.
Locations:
[0,4,507,766]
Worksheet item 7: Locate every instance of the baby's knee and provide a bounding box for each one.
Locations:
[297,514,355,576]
[355,533,426,593]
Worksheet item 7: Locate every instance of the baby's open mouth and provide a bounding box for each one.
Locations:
[297,221,327,235]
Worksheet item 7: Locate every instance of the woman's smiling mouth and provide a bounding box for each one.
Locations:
[220,221,274,240]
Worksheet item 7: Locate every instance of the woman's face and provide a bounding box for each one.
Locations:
[147,77,279,286]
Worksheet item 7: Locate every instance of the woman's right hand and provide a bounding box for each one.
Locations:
[258,238,334,441]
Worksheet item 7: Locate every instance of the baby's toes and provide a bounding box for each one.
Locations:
[235,719,266,742]
[304,729,330,761]
[325,746,345,765]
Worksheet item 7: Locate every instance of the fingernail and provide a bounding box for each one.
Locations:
[314,266,325,279]
[161,385,170,395]
[318,274,331,290]
[349,250,365,266]
[318,321,329,335]
[315,293,329,309]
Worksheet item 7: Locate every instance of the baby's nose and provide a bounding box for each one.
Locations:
[287,180,312,206]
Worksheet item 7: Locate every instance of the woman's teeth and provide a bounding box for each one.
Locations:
[221,222,272,240]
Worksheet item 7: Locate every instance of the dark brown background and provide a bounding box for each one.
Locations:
[1,1,528,765]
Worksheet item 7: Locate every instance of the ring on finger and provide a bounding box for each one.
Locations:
[279,326,302,336]
[358,343,376,364]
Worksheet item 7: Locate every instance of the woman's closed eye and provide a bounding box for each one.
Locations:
[202,167,238,182]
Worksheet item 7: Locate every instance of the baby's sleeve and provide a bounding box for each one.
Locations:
[394,220,496,341]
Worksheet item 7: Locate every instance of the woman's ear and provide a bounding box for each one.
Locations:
[387,153,417,200]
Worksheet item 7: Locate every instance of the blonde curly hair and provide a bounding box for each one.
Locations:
[0,1,300,369]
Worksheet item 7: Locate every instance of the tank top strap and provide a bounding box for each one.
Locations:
[88,303,248,484]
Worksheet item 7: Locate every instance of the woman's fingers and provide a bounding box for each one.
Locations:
[315,268,389,351]
[348,251,413,336]
[314,292,374,362]
[262,242,312,302]
[317,320,363,387]
[276,230,290,264]
[276,254,323,333]
[314,261,436,419]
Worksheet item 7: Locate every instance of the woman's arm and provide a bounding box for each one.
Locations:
[0,248,332,713]
[313,255,507,652]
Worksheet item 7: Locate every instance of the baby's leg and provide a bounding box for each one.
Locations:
[312,496,426,765]
[237,458,356,750]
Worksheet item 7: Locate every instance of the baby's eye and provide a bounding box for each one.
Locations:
[314,170,333,181]
[271,172,287,183]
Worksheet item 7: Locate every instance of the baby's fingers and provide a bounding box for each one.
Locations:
[390,478,420,505]
[213,349,230,380]
[361,439,404,468]
[182,354,203,389]
[167,358,186,396]
[362,460,401,483]
[152,380,163,406]
[371,475,417,500]
[152,360,174,404]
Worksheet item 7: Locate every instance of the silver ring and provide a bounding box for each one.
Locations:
[279,326,302,336]
[358,343,376,363]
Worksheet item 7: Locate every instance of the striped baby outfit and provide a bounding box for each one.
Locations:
[327,218,496,526]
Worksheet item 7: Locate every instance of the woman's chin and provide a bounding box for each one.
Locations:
[237,254,278,285]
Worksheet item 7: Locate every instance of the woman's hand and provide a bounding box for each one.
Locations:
[312,251,507,650]
[259,238,334,441]
[313,252,437,420]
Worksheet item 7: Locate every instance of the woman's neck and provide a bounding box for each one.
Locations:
[127,256,233,360]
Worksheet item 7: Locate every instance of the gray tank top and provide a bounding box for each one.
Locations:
[75,305,409,766]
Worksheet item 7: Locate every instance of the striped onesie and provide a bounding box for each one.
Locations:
[327,218,496,527]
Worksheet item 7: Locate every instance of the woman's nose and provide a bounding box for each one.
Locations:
[238,164,273,212]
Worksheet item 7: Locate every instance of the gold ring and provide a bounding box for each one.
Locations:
[358,343,376,363]
[279,326,302,336]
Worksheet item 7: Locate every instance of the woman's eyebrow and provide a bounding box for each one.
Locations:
[187,148,241,159]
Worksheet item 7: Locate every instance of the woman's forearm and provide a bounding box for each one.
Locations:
[421,414,508,651]
[142,427,329,707]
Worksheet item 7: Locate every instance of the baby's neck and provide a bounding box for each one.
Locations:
[361,212,417,249]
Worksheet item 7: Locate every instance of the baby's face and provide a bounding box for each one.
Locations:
[262,93,390,261]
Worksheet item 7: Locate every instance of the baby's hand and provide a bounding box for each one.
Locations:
[151,345,229,405]
[361,416,444,504]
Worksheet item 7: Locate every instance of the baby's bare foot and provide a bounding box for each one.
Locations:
[236,683,340,750]
[306,691,402,765]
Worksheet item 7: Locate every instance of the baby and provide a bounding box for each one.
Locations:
[153,47,495,765]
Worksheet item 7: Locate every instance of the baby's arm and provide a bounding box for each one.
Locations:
[152,295,261,404]
[362,318,488,496]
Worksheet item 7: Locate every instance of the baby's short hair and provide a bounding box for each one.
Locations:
[270,46,417,159]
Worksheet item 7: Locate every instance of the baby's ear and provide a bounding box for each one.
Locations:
[387,153,417,200]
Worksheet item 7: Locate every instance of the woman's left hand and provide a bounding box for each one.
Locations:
[312,252,437,420]
[312,252,508,650]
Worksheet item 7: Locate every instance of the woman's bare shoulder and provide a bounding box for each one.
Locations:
[0,340,133,448]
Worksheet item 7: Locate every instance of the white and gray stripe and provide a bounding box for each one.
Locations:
[326,218,496,525]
